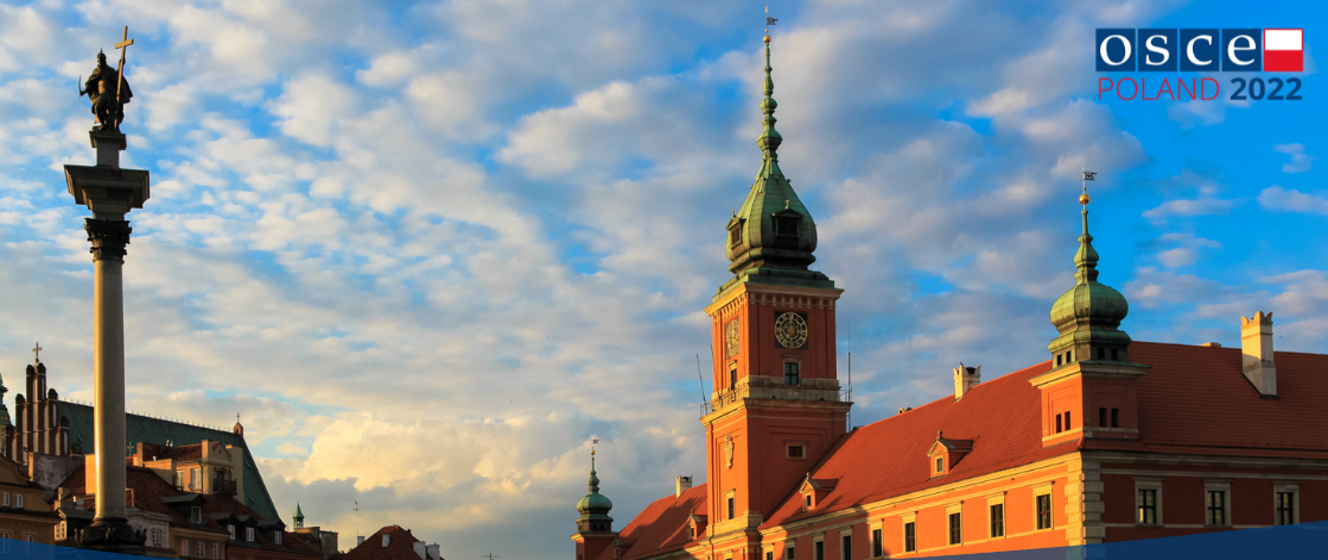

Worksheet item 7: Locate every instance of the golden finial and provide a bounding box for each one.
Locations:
[764,6,776,43]
[1081,169,1097,206]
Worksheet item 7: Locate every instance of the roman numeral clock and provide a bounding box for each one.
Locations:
[774,311,808,349]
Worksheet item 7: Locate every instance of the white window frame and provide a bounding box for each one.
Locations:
[785,541,795,560]
[1273,483,1300,526]
[813,534,825,560]
[197,540,206,558]
[181,539,190,557]
[839,528,852,560]
[275,531,283,545]
[1134,478,1164,526]
[1204,481,1232,527]
[2,492,9,506]
[228,525,236,540]
[191,506,202,524]
[15,494,23,509]
[213,543,221,559]
[246,527,255,542]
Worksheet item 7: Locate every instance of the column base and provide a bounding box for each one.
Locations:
[77,517,147,554]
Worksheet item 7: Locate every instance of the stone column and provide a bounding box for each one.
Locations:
[66,130,149,553]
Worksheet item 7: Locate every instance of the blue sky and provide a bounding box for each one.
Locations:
[0,1,1324,559]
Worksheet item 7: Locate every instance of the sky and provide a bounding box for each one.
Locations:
[0,0,1324,559]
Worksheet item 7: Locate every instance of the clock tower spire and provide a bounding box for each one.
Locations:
[700,24,850,546]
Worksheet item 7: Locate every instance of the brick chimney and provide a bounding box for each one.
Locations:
[1240,311,1276,397]
[675,476,693,498]
[953,363,980,400]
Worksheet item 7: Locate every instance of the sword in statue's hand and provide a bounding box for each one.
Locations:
[78,75,87,97]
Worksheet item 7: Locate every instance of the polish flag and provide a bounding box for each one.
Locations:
[1264,29,1303,72]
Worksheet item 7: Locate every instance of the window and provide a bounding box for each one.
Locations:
[1275,486,1299,526]
[1055,414,1062,433]
[766,551,773,560]
[275,531,283,545]
[730,225,741,246]
[1138,489,1158,524]
[935,457,943,473]
[2,492,9,506]
[841,535,851,560]
[1097,347,1105,360]
[1099,407,1118,428]
[1111,348,1120,360]
[181,540,190,557]
[1036,494,1052,530]
[189,468,199,491]
[14,494,22,508]
[814,539,824,560]
[152,528,165,547]
[989,503,1004,538]
[197,540,206,558]
[903,522,915,553]
[1112,408,1119,428]
[804,495,812,509]
[948,512,962,545]
[786,543,795,560]
[1207,490,1227,526]
[1,532,9,554]
[729,365,737,389]
[1065,411,1072,430]
[788,445,805,459]
[1098,407,1106,427]
[191,506,202,524]
[214,543,221,559]
[775,216,800,239]
[56,522,66,541]
[227,525,236,540]
[870,528,881,558]
[246,527,255,542]
[727,495,735,520]
[24,535,32,555]
[784,362,800,385]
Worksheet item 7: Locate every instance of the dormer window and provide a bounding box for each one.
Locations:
[191,506,202,524]
[774,215,800,239]
[228,525,235,540]
[935,457,943,473]
[274,532,283,545]
[246,527,254,542]
[804,495,812,509]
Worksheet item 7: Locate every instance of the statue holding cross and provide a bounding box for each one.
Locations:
[80,27,135,132]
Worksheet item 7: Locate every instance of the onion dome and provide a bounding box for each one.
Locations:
[719,32,834,296]
[1048,190,1132,367]
[575,451,614,533]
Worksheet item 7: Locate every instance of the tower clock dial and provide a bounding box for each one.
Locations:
[725,319,741,358]
[774,312,808,349]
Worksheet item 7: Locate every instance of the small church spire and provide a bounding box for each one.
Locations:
[576,438,613,533]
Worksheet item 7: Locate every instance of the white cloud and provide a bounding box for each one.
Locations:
[1274,143,1315,173]
[1258,186,1328,215]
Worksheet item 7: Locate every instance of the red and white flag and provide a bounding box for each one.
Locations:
[1264,29,1303,72]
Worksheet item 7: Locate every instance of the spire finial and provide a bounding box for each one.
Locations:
[1075,170,1099,282]
[757,7,782,160]
[32,342,42,365]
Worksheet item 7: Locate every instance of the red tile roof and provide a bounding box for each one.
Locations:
[339,525,433,560]
[1126,342,1328,458]
[601,484,707,560]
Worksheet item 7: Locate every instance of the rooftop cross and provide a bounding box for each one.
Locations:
[32,342,42,365]
[114,26,133,102]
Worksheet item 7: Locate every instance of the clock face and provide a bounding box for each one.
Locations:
[774,312,808,349]
[725,319,741,358]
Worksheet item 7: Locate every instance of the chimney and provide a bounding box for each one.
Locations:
[1241,311,1277,397]
[358,536,366,546]
[675,476,693,498]
[953,363,981,400]
[427,544,441,560]
[382,534,390,547]
[413,542,427,560]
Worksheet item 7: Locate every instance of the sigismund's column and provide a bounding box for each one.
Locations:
[66,28,149,554]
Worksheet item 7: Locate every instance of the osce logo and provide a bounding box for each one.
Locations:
[1096,28,1305,102]
[1096,29,1303,72]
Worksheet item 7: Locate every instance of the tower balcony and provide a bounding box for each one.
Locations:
[700,381,851,418]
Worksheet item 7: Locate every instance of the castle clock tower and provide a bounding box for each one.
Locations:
[700,31,851,546]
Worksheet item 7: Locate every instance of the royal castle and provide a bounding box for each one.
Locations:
[571,32,1328,560]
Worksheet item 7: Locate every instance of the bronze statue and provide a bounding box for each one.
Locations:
[80,50,132,132]
[80,28,135,133]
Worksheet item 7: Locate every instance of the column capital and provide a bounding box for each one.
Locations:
[85,218,132,263]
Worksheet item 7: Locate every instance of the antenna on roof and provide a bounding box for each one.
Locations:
[695,354,707,408]
[354,500,360,541]
[481,552,499,560]
[847,317,852,429]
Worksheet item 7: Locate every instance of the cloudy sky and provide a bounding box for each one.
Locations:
[0,0,1324,558]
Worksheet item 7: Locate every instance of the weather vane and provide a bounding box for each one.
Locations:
[766,6,777,28]
[590,437,599,456]
[1081,168,1097,205]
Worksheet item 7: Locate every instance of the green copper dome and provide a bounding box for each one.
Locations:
[718,36,833,297]
[1047,196,1132,365]
[575,454,614,534]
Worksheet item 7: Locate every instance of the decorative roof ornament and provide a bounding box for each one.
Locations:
[576,437,613,529]
[1048,170,1131,366]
